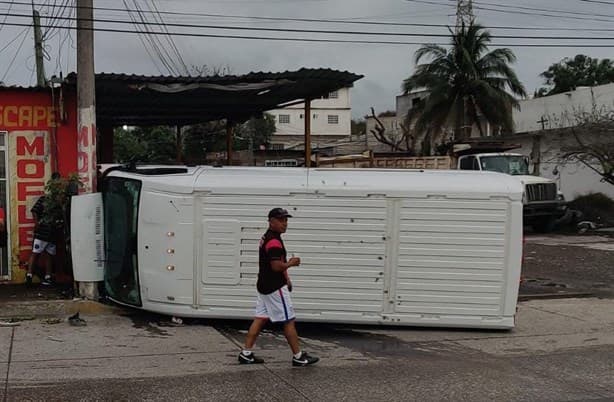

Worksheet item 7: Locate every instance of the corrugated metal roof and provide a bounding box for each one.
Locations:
[62,68,363,126]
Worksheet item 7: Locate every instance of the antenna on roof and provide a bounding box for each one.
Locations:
[455,0,475,33]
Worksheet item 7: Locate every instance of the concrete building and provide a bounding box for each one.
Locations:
[507,83,614,201]
[385,84,614,200]
[268,87,352,149]
[513,83,614,133]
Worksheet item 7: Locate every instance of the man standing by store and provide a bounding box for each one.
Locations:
[26,173,61,286]
[238,207,319,367]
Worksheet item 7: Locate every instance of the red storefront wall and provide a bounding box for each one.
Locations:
[0,88,78,283]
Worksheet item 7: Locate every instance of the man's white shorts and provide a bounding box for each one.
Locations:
[32,239,56,255]
[254,285,295,323]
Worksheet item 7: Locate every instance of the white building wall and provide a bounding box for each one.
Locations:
[506,133,614,201]
[365,115,402,150]
[511,83,614,201]
[268,87,352,146]
[514,83,614,133]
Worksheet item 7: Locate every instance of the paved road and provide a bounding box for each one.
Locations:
[2,298,613,401]
[521,234,614,298]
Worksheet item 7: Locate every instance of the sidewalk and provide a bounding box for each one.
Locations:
[0,284,121,320]
[1,297,613,401]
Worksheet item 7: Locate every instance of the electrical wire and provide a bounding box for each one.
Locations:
[1,20,612,48]
[0,0,613,32]
[0,23,28,54]
[1,22,31,82]
[0,0,14,33]
[149,0,189,75]
[406,0,614,23]
[2,11,614,41]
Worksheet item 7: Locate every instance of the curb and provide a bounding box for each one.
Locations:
[518,292,595,302]
[0,299,125,320]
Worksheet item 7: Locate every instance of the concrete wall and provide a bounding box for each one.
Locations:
[506,132,614,201]
[365,115,401,151]
[510,84,614,201]
[514,83,614,133]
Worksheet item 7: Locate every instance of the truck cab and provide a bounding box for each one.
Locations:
[458,153,566,232]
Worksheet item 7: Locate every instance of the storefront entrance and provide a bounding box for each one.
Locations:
[0,131,9,279]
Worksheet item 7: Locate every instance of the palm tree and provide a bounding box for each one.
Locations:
[403,22,526,142]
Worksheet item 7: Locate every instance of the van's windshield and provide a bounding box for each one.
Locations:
[479,155,530,175]
[103,177,142,306]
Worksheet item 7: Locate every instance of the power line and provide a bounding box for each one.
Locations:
[474,0,614,20]
[1,22,30,82]
[0,0,14,33]
[0,23,28,53]
[149,0,189,75]
[123,0,166,75]
[3,11,614,41]
[129,0,180,75]
[578,0,614,4]
[1,20,613,48]
[406,0,614,23]
[0,0,613,32]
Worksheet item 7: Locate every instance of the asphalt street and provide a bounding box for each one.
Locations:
[522,234,614,298]
[2,298,614,402]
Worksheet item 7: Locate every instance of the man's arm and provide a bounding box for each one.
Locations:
[270,257,300,273]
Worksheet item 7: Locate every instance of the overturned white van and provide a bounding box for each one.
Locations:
[72,166,523,329]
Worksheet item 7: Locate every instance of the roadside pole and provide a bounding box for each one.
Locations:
[77,0,99,300]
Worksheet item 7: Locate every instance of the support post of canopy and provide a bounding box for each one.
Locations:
[226,121,234,166]
[304,98,312,168]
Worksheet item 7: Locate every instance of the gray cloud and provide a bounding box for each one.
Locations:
[1,0,613,119]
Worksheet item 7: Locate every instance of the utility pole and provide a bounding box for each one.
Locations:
[32,9,46,86]
[77,0,98,300]
[455,0,474,33]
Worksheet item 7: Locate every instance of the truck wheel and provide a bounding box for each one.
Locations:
[533,217,556,233]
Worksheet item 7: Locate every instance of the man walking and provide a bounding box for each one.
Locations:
[238,208,319,367]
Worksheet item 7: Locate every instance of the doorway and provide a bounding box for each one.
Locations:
[0,131,9,279]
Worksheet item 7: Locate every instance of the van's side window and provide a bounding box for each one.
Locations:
[459,156,475,170]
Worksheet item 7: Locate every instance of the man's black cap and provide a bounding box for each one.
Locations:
[268,208,293,219]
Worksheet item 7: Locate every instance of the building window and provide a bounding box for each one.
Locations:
[268,143,285,151]
[328,91,339,99]
[278,114,290,124]
[265,159,297,167]
[328,115,339,124]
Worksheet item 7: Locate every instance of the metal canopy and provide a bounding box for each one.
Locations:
[65,69,363,127]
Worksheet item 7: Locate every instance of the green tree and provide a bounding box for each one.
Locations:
[403,22,526,140]
[538,55,614,97]
[181,121,227,164]
[234,113,276,151]
[114,126,177,163]
[182,114,276,164]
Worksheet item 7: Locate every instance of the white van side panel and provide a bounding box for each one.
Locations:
[196,194,388,321]
[126,167,523,328]
[392,198,510,320]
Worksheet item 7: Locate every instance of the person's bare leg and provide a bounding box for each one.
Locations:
[244,318,268,349]
[44,252,53,277]
[27,253,38,275]
[283,320,300,355]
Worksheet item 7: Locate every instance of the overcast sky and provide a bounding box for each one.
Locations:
[1,0,613,118]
